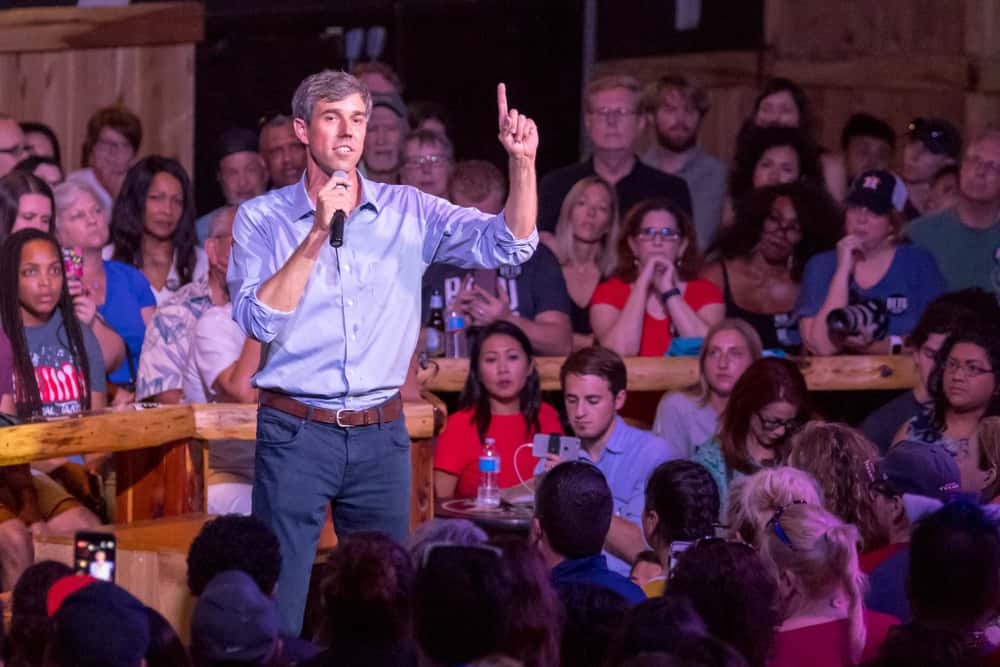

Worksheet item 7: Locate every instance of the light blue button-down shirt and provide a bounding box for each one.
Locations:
[228,174,538,409]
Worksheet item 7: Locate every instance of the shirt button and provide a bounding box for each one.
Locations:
[344,265,351,272]
[346,299,354,307]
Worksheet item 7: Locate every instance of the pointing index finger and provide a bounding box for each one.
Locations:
[497,82,509,129]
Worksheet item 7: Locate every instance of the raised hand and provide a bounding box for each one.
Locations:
[497,83,538,162]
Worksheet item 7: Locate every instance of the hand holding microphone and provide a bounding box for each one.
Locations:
[316,169,351,248]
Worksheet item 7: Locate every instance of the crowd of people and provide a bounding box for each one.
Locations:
[0,57,1000,666]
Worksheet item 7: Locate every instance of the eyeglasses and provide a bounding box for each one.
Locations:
[588,107,639,122]
[763,213,801,236]
[943,358,994,378]
[402,154,450,170]
[766,500,807,549]
[0,143,26,157]
[635,227,682,243]
[965,154,1000,175]
[94,138,133,155]
[756,413,802,433]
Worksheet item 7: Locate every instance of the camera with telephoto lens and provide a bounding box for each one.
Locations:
[826,299,889,342]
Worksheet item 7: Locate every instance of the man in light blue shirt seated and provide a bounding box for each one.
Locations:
[227,69,541,635]
[537,347,681,576]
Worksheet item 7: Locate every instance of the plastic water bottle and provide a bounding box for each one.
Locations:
[444,309,468,358]
[426,290,445,357]
[476,438,501,508]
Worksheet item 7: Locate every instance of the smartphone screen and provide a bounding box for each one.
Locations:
[61,246,84,281]
[73,531,116,582]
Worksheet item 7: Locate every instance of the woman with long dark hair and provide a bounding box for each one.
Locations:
[109,156,207,305]
[0,230,105,534]
[0,229,105,419]
[433,320,562,500]
[896,324,1000,455]
[728,126,823,210]
[702,182,840,351]
[691,357,810,510]
[0,171,55,243]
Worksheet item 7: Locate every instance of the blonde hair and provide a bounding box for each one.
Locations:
[725,466,822,548]
[690,319,764,406]
[787,423,885,551]
[552,176,618,276]
[759,503,867,665]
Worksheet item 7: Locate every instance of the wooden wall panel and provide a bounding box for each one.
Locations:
[765,0,964,59]
[0,44,195,177]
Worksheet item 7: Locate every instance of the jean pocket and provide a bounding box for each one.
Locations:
[256,407,306,446]
[389,419,412,450]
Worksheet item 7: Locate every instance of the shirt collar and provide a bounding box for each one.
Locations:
[604,416,627,455]
[552,554,608,577]
[287,170,382,222]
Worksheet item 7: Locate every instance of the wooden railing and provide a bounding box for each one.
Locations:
[0,355,916,527]
[421,355,919,392]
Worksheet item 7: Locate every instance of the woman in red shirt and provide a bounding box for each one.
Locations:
[434,321,563,499]
[762,502,897,667]
[590,198,724,357]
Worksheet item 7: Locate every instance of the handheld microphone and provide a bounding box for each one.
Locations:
[329,170,349,248]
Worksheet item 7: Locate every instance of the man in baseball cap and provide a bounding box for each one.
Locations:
[190,570,282,666]
[196,127,268,245]
[362,92,409,185]
[901,117,962,219]
[863,441,962,622]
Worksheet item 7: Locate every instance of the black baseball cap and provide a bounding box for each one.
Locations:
[906,117,962,159]
[846,169,897,215]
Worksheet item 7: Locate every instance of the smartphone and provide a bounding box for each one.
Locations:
[532,433,581,461]
[470,269,497,298]
[62,246,84,281]
[73,531,116,582]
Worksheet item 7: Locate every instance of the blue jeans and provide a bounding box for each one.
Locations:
[252,404,411,636]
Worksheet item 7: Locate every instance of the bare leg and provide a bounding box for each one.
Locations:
[0,518,33,591]
[45,506,101,534]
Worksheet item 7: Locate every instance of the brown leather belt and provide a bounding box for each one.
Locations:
[259,391,403,427]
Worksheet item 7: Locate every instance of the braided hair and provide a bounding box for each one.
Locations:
[0,229,92,418]
[644,460,720,546]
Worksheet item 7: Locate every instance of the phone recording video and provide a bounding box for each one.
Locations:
[74,531,116,582]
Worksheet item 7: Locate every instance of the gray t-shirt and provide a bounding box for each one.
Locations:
[642,147,727,251]
[652,392,718,460]
[24,310,105,417]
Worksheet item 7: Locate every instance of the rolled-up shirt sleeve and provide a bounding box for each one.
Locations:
[227,206,296,343]
[419,192,538,269]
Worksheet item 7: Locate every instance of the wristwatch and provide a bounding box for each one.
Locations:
[660,287,681,306]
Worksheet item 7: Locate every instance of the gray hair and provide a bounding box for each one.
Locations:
[260,114,294,130]
[292,70,372,125]
[404,128,455,160]
[406,518,488,564]
[53,179,102,226]
[208,205,237,238]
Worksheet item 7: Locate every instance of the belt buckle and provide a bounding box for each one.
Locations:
[335,408,351,428]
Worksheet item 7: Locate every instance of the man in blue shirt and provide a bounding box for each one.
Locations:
[534,460,645,604]
[538,347,680,575]
[228,70,540,634]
